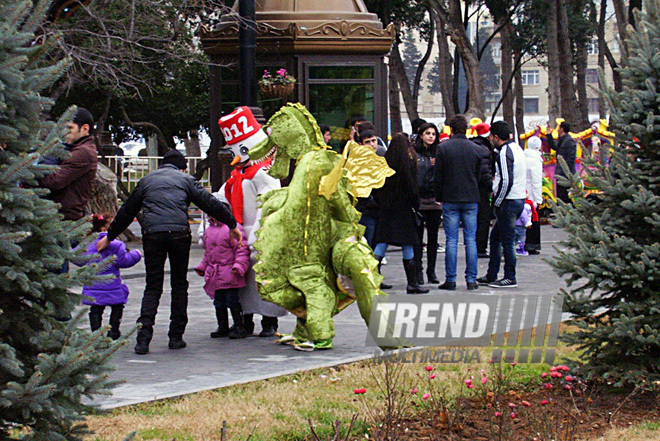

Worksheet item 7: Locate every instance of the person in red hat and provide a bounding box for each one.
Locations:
[204,106,288,338]
[471,122,495,258]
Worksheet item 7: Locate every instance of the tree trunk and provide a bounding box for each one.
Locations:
[183,130,202,157]
[575,42,590,127]
[557,0,580,125]
[86,163,137,242]
[513,52,525,139]
[431,8,455,121]
[430,0,485,119]
[546,0,561,124]
[612,0,628,65]
[389,61,403,134]
[389,33,419,123]
[598,0,609,116]
[500,23,514,130]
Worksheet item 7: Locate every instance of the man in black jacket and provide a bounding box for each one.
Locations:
[434,115,485,291]
[546,121,577,204]
[470,123,494,258]
[98,150,242,354]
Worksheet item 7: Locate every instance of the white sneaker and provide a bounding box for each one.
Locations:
[381,257,388,265]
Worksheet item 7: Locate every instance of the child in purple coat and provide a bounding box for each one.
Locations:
[83,213,142,339]
[195,217,249,339]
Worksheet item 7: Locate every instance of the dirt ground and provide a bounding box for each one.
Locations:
[393,388,660,440]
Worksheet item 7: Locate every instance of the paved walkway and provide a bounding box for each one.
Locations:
[82,224,569,409]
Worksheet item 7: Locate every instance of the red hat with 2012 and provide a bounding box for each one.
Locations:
[217,106,262,145]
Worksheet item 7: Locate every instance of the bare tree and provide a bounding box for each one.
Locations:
[429,0,485,119]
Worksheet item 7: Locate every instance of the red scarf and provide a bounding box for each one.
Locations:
[225,158,272,224]
[526,199,539,223]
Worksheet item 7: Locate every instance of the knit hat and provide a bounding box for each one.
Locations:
[527,136,542,151]
[439,133,450,142]
[472,122,490,138]
[162,149,187,170]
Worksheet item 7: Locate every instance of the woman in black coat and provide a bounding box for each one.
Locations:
[372,133,429,294]
[413,122,443,284]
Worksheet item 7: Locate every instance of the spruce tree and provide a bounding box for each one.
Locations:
[549,1,660,387]
[0,1,122,439]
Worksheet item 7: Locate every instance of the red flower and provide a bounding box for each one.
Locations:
[410,387,418,394]
[560,365,570,372]
[565,375,574,382]
[541,400,549,406]
[511,412,518,419]
[495,412,502,417]
[354,388,366,394]
[564,384,573,391]
[464,379,473,386]
[542,383,553,390]
[522,400,532,407]
[508,402,517,408]
[429,374,436,380]
[541,372,548,378]
[550,366,558,372]
[422,393,431,400]
[425,366,434,371]
[481,377,488,385]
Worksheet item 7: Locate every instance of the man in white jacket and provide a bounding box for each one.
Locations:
[477,121,527,288]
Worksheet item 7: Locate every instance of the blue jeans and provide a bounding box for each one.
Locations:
[373,243,414,260]
[359,215,377,249]
[487,199,525,281]
[442,202,478,283]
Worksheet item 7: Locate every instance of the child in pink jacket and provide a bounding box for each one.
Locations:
[195,217,249,339]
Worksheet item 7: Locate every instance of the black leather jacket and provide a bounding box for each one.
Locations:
[107,164,236,240]
[415,142,437,200]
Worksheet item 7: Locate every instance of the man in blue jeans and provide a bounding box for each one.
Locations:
[477,121,527,288]
[434,115,485,290]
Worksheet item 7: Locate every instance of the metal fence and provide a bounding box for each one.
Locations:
[101,156,210,191]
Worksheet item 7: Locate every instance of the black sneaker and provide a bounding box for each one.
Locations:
[210,327,229,338]
[476,276,496,285]
[488,278,518,288]
[259,327,278,338]
[467,282,479,290]
[168,339,187,349]
[438,281,456,291]
[134,343,149,355]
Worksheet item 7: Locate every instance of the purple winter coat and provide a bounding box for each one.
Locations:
[195,222,249,299]
[82,232,142,306]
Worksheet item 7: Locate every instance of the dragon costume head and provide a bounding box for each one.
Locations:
[248,103,327,179]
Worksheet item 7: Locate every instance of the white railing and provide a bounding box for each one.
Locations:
[101,156,211,191]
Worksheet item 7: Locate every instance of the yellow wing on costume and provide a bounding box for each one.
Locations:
[318,140,395,199]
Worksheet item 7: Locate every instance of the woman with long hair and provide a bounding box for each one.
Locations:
[372,133,429,294]
[413,122,443,284]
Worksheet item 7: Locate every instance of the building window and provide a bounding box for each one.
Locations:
[524,97,539,114]
[586,68,599,84]
[588,98,600,114]
[587,40,598,55]
[491,42,501,58]
[521,70,539,85]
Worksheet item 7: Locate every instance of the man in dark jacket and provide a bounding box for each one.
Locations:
[546,121,577,204]
[470,123,494,258]
[434,115,485,291]
[98,150,242,355]
[40,108,98,221]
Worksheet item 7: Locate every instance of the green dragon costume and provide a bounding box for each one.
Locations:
[249,103,394,351]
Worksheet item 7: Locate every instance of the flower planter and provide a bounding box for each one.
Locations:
[259,83,295,99]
